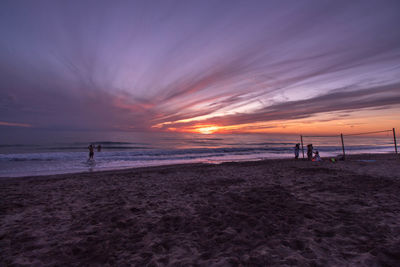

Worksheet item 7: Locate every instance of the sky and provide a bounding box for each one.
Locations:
[1,0,400,143]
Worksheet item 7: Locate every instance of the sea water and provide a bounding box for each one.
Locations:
[0,133,395,177]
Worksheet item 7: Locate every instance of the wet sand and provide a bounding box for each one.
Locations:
[1,153,400,266]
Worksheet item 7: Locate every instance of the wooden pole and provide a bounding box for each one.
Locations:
[340,133,345,160]
[393,128,398,154]
[300,135,305,159]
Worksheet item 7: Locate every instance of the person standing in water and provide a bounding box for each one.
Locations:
[97,144,102,152]
[294,143,300,159]
[88,144,94,160]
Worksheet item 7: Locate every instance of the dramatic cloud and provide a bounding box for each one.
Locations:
[163,83,400,129]
[0,0,399,140]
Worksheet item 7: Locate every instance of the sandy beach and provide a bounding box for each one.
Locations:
[1,153,400,266]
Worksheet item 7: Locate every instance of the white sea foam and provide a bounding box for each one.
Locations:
[0,135,396,177]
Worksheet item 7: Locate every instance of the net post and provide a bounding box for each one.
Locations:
[393,128,398,154]
[300,135,304,159]
[340,133,345,160]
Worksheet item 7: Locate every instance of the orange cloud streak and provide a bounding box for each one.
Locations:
[0,121,32,128]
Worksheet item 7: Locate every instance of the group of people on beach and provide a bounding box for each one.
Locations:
[88,144,102,160]
[88,142,324,161]
[294,143,321,161]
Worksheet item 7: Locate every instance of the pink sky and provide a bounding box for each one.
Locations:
[0,0,399,141]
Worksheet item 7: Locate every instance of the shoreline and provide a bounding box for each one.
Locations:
[1,152,398,180]
[1,153,399,265]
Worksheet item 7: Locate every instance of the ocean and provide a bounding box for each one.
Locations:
[0,133,396,177]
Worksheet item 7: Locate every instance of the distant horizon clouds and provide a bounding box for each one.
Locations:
[1,0,400,142]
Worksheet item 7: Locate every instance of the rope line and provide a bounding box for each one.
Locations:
[302,135,339,138]
[302,129,393,138]
[344,129,392,136]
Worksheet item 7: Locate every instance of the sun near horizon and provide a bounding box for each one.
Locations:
[0,0,399,143]
[1,2,400,265]
[159,113,399,136]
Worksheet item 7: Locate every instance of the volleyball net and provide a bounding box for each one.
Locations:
[300,128,397,160]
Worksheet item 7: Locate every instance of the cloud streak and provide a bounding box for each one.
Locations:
[0,0,399,139]
[0,121,32,128]
[162,83,400,129]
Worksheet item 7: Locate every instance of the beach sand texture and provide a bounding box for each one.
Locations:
[1,154,400,266]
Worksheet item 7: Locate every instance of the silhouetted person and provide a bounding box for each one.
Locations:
[97,144,102,152]
[88,144,94,160]
[294,143,300,159]
[307,144,313,161]
[313,150,322,161]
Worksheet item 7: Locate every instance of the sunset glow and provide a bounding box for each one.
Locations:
[0,0,399,143]
[1,3,400,265]
[196,126,220,135]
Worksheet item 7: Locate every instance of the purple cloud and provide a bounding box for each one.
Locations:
[0,0,399,141]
